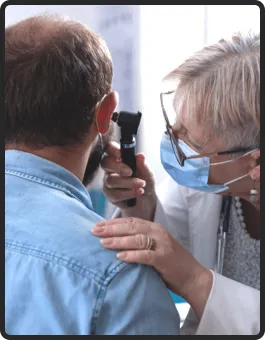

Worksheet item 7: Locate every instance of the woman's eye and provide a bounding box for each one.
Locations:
[187,136,203,150]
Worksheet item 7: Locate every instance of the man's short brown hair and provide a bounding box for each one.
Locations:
[5,14,113,147]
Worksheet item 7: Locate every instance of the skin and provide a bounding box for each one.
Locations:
[6,92,119,185]
[92,114,260,320]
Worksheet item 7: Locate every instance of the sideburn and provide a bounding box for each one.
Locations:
[83,122,115,187]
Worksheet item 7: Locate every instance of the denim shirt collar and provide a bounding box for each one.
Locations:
[5,150,94,211]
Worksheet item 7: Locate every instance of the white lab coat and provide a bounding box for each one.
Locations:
[154,176,260,335]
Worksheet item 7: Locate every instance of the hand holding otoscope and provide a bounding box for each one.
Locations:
[102,109,157,220]
[111,111,142,207]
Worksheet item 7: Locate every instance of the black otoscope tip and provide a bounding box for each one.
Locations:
[111,112,119,123]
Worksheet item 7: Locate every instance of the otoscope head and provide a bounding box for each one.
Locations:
[111,112,119,123]
[111,111,142,136]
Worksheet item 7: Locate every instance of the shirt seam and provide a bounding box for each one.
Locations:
[91,261,131,334]
[6,241,129,285]
[6,241,130,334]
[6,240,135,334]
[5,241,105,286]
[91,281,107,334]
[5,169,83,204]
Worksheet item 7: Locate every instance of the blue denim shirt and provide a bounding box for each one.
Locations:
[5,150,180,335]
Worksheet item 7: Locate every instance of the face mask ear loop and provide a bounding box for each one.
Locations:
[223,173,250,186]
[210,149,258,167]
[212,173,249,194]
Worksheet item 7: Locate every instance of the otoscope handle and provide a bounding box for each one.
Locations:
[120,139,137,207]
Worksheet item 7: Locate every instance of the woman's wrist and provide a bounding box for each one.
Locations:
[120,193,157,221]
[182,267,213,320]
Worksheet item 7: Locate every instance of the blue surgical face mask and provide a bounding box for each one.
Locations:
[160,133,252,194]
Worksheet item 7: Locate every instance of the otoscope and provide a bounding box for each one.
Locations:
[111,111,142,207]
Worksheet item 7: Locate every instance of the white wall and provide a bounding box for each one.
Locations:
[206,5,260,44]
[5,5,98,28]
[138,5,205,185]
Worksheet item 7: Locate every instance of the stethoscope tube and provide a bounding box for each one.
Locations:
[216,196,232,274]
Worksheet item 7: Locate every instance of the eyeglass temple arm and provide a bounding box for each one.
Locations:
[185,147,255,160]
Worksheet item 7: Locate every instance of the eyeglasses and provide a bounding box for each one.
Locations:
[160,91,255,167]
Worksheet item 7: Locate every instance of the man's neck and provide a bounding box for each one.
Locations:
[6,144,90,182]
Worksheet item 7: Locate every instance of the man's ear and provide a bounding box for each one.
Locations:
[96,92,119,134]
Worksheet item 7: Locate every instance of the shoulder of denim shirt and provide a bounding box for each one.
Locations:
[5,150,131,287]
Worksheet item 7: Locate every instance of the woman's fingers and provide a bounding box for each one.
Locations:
[100,234,150,250]
[102,164,147,206]
[104,141,121,160]
[101,155,132,176]
[101,141,157,220]
[103,186,143,203]
[101,141,132,176]
[116,250,156,265]
[105,173,146,190]
[93,217,208,305]
[97,217,148,226]
[91,217,154,237]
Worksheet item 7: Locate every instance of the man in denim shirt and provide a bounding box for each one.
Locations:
[5,15,180,335]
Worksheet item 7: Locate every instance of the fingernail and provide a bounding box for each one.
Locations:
[141,181,146,188]
[117,252,127,260]
[91,227,105,234]
[100,239,113,246]
[136,188,145,195]
[121,167,132,177]
[138,153,145,162]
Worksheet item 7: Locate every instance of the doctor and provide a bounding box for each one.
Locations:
[91,32,260,335]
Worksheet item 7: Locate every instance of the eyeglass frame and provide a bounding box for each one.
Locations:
[160,90,256,167]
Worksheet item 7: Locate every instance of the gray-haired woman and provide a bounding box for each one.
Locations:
[92,32,260,335]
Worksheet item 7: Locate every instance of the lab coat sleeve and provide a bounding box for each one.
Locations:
[155,179,260,335]
[196,270,260,335]
[181,270,260,335]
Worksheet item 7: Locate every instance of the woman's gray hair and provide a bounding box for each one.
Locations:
[164,32,260,151]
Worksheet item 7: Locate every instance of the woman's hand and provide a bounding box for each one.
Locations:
[101,142,157,221]
[91,217,213,319]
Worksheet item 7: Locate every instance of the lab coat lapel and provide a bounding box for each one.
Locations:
[186,189,223,269]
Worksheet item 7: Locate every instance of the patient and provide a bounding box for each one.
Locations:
[5,14,180,335]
